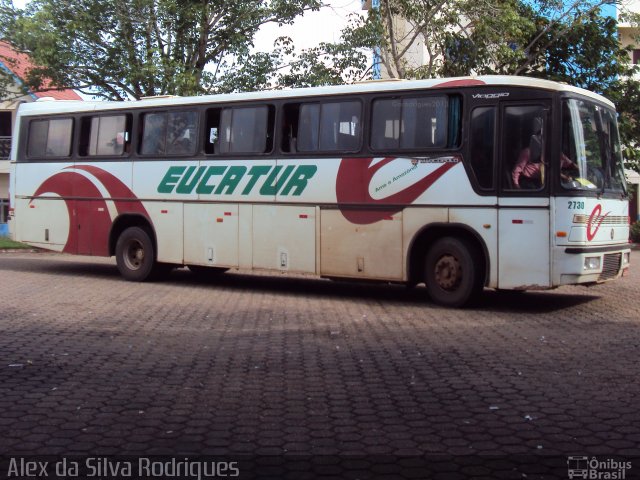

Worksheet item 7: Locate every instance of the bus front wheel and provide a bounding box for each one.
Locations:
[424,237,480,308]
[115,226,156,281]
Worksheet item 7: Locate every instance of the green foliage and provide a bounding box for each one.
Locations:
[0,0,322,99]
[630,221,640,244]
[342,0,639,174]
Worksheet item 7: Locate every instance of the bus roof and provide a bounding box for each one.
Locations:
[16,75,615,116]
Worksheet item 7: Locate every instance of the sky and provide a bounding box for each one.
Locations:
[254,0,363,50]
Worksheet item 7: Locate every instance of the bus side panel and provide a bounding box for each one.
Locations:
[133,160,196,265]
[14,162,73,252]
[73,161,134,257]
[184,203,239,268]
[144,201,183,265]
[252,204,316,273]
[448,207,498,289]
[497,199,551,289]
[14,196,69,251]
[320,209,403,280]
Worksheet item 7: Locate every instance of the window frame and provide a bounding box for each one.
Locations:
[281,99,363,155]
[138,108,200,158]
[78,112,132,158]
[498,101,551,195]
[26,117,74,160]
[368,94,455,153]
[468,105,497,191]
[204,104,275,157]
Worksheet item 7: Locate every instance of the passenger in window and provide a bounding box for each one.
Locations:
[559,153,580,186]
[512,118,578,189]
[511,117,544,189]
[106,131,126,155]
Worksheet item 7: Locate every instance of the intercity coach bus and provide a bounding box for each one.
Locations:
[9,76,631,307]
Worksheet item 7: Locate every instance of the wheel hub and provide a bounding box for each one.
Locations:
[434,254,462,291]
[125,240,144,270]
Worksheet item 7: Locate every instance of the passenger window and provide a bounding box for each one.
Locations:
[371,96,449,150]
[140,113,167,155]
[27,118,73,158]
[206,105,273,155]
[469,107,495,189]
[503,105,546,190]
[140,110,198,156]
[80,114,130,156]
[167,111,198,155]
[287,101,361,153]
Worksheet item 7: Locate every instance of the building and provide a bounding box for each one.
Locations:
[0,41,82,234]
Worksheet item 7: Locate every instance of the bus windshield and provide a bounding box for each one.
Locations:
[561,98,627,195]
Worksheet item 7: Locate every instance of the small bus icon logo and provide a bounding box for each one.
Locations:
[567,456,589,479]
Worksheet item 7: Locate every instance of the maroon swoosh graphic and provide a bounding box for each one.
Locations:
[432,79,486,89]
[30,166,149,255]
[71,165,148,216]
[336,157,457,224]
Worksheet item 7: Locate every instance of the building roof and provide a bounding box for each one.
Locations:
[0,41,82,101]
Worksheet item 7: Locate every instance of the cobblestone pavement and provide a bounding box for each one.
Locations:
[0,251,639,475]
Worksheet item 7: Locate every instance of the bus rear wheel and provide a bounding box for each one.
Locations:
[424,237,480,308]
[115,226,156,281]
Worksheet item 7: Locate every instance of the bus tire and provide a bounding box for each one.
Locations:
[115,226,156,282]
[424,237,480,308]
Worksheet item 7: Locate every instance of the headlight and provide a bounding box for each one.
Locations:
[623,252,630,265]
[584,257,601,271]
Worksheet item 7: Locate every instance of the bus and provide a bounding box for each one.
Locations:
[9,76,631,307]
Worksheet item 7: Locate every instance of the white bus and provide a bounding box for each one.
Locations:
[9,76,631,307]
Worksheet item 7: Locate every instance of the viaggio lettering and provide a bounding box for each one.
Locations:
[158,164,317,196]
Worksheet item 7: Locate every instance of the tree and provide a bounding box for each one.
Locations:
[0,0,322,100]
[342,0,640,172]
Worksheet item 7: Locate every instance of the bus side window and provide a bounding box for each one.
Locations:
[27,118,73,158]
[296,101,361,153]
[281,104,300,153]
[371,98,400,150]
[213,105,273,155]
[370,95,449,151]
[205,108,221,154]
[502,105,546,190]
[79,114,131,157]
[140,113,167,155]
[469,107,495,189]
[167,111,198,155]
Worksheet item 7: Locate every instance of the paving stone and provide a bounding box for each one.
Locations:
[0,250,638,469]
